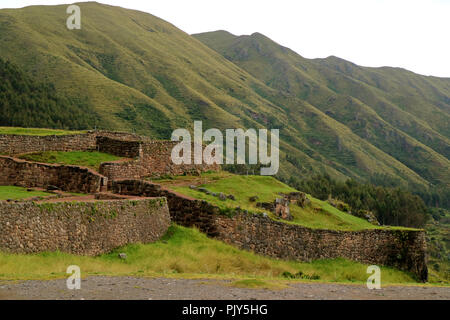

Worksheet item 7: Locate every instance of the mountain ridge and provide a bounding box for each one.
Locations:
[194,30,450,188]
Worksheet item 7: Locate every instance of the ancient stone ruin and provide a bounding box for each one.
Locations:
[0,131,428,281]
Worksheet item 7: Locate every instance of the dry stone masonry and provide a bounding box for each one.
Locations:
[0,130,429,282]
[0,156,107,193]
[109,179,428,282]
[214,213,428,282]
[0,131,218,181]
[99,139,220,179]
[96,136,142,158]
[0,131,140,155]
[0,198,170,255]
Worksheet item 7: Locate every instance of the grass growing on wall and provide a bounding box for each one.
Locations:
[18,151,122,171]
[0,186,52,200]
[0,127,85,136]
[0,225,421,285]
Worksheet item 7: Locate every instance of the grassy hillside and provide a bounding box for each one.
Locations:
[0,224,419,284]
[0,186,52,200]
[0,58,95,129]
[194,31,450,189]
[0,3,445,192]
[0,126,85,136]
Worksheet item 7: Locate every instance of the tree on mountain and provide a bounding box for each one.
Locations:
[0,58,96,130]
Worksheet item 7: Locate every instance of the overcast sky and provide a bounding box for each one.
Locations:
[1,0,449,77]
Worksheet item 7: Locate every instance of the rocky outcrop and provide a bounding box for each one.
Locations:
[0,131,221,183]
[215,212,428,282]
[274,197,292,220]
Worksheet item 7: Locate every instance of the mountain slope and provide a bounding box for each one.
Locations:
[0,57,95,129]
[194,30,450,188]
[0,2,447,190]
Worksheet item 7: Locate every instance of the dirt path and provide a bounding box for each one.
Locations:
[0,277,448,300]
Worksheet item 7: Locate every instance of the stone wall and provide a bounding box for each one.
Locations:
[0,198,170,255]
[141,140,220,176]
[0,132,96,155]
[214,214,428,282]
[0,156,107,193]
[99,159,144,180]
[0,131,220,180]
[96,136,142,158]
[109,179,220,233]
[109,179,428,281]
[99,140,220,180]
[0,131,142,156]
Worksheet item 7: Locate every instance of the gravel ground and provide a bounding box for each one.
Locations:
[0,277,449,300]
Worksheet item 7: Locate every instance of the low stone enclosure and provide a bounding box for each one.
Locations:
[0,130,219,181]
[98,139,219,180]
[0,130,428,281]
[110,180,428,282]
[0,156,107,194]
[0,198,171,255]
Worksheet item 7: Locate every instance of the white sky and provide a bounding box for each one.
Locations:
[1,0,449,77]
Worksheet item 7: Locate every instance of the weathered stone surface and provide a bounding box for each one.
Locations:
[0,131,220,186]
[214,213,428,282]
[0,198,170,256]
[99,139,220,180]
[96,136,142,158]
[0,156,107,194]
[280,191,309,207]
[256,201,274,211]
[0,131,140,156]
[275,197,292,220]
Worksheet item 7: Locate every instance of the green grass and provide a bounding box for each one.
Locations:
[288,198,379,231]
[229,279,287,289]
[194,30,450,188]
[168,173,380,231]
[426,208,450,283]
[18,151,122,171]
[0,186,52,200]
[0,127,85,136]
[172,173,296,209]
[0,224,422,284]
